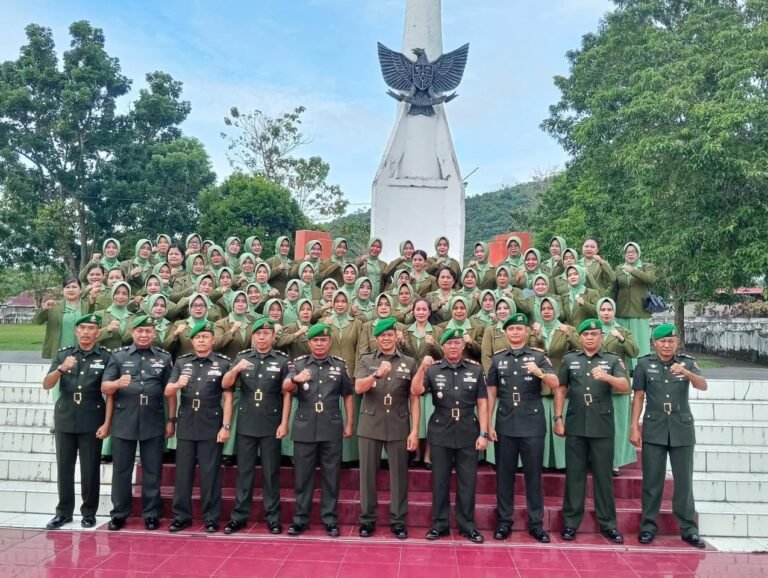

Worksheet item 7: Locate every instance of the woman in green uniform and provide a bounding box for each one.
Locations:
[340,263,359,296]
[215,267,237,315]
[393,283,415,324]
[357,237,388,297]
[121,239,154,290]
[579,237,616,292]
[427,267,458,324]
[514,274,564,321]
[154,234,171,264]
[384,240,415,280]
[480,297,515,373]
[79,238,121,283]
[542,236,566,278]
[387,269,412,295]
[529,297,580,470]
[81,264,107,314]
[409,250,437,296]
[437,296,484,362]
[277,298,313,359]
[504,236,524,271]
[492,265,516,301]
[235,253,257,287]
[207,245,227,279]
[426,236,461,278]
[356,293,407,357]
[281,280,303,326]
[319,238,350,284]
[185,233,202,256]
[297,261,322,301]
[266,236,294,294]
[171,253,206,301]
[563,265,598,329]
[292,241,323,279]
[224,236,241,267]
[244,283,263,317]
[516,248,550,291]
[471,290,497,328]
[458,268,481,314]
[164,292,212,358]
[313,279,338,321]
[350,277,375,322]
[34,277,85,360]
[244,236,265,263]
[253,262,280,302]
[613,242,656,368]
[467,242,496,290]
[95,282,134,350]
[147,294,172,348]
[597,297,639,475]
[263,298,286,341]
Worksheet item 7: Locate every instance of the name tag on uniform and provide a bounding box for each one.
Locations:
[91,363,105,370]
[570,362,580,368]
[266,365,280,372]
[463,376,477,383]
[208,370,221,377]
[328,366,340,376]
[151,362,165,369]
[123,361,136,368]
[648,369,660,374]
[524,376,533,381]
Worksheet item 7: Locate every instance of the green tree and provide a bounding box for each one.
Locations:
[536,0,768,343]
[222,106,348,222]
[197,173,309,258]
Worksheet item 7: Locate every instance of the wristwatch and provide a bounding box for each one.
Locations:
[553,415,563,423]
[167,417,178,424]
[223,423,231,431]
[480,431,489,438]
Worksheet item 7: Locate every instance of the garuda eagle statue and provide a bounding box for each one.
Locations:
[377,42,469,116]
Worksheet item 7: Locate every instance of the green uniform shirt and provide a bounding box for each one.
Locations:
[632,353,701,447]
[558,350,627,438]
[232,348,291,437]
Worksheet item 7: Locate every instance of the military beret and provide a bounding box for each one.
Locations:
[307,323,332,340]
[652,323,677,340]
[131,315,156,329]
[251,317,275,332]
[75,313,101,327]
[373,317,397,336]
[189,320,215,338]
[503,313,528,329]
[577,318,603,334]
[440,328,465,345]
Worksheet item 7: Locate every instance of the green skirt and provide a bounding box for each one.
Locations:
[542,397,567,469]
[418,396,434,439]
[165,390,181,451]
[222,389,241,456]
[617,317,651,371]
[342,394,361,462]
[281,398,298,457]
[612,393,637,468]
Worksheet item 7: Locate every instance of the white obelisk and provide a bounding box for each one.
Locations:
[371,0,465,263]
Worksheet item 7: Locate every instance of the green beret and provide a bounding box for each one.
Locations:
[373,317,397,336]
[306,323,332,340]
[75,313,101,327]
[251,317,275,332]
[652,323,677,340]
[440,328,465,345]
[189,320,215,338]
[131,315,156,329]
[503,313,528,329]
[577,318,603,334]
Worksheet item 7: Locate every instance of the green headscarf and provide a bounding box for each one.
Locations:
[331,238,348,264]
[319,278,339,306]
[493,265,512,300]
[143,273,169,299]
[474,289,497,327]
[566,265,587,307]
[330,289,353,329]
[152,261,172,280]
[244,236,264,261]
[294,298,314,327]
[473,242,492,276]
[225,236,241,258]
[363,237,384,295]
[273,236,292,265]
[353,277,374,307]
[282,279,303,325]
[398,240,414,272]
[133,238,153,269]
[531,273,551,314]
[253,262,274,296]
[193,273,215,294]
[459,267,479,300]
[390,268,411,295]
[186,292,211,326]
[244,282,262,317]
[107,281,132,331]
[534,296,562,349]
[444,295,472,332]
[494,296,517,329]
[596,297,622,334]
[207,244,226,275]
[303,241,323,271]
[228,290,250,339]
[237,253,257,281]
[263,297,284,324]
[100,238,121,270]
[505,236,524,269]
[217,267,236,311]
[395,282,414,313]
[185,233,201,252]
[184,253,205,285]
[298,260,318,288]
[154,234,171,263]
[622,242,644,279]
[375,292,395,319]
[341,262,359,295]
[544,236,567,269]
[146,294,170,341]
[523,248,543,288]
[433,236,451,259]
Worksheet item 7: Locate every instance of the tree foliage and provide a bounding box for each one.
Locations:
[222,106,348,222]
[535,0,768,340]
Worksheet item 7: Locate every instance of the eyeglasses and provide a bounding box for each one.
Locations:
[191,303,206,309]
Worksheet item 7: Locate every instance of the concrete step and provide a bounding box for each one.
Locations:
[0,479,112,516]
[693,472,768,502]
[0,451,115,483]
[694,380,768,402]
[695,420,768,446]
[698,501,768,538]
[0,383,52,405]
[0,363,48,386]
[0,404,52,428]
[689,399,768,422]
[0,426,55,453]
[693,444,768,474]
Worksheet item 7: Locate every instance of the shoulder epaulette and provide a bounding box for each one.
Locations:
[602,351,620,357]
[155,347,169,354]
[465,359,480,365]
[331,355,348,364]
[294,355,308,361]
[493,349,506,356]
[530,347,544,352]
[274,349,289,357]
[215,353,231,361]
[679,353,696,360]
[178,352,193,359]
[58,346,68,352]
[237,349,252,355]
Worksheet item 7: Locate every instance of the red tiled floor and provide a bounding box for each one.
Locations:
[231,540,294,560]
[399,563,461,578]
[213,557,284,577]
[337,562,400,578]
[455,547,513,567]
[509,547,570,569]
[93,551,168,573]
[342,543,401,564]
[275,560,341,577]
[153,554,229,576]
[564,549,634,572]
[286,541,348,562]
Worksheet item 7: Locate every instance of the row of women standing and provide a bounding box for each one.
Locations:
[35,232,656,472]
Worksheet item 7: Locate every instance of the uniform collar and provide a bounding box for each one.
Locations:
[578,349,606,360]
[505,345,529,356]
[251,348,274,359]
[128,344,158,356]
[308,355,331,365]
[440,357,466,369]
[193,351,216,362]
[75,344,100,356]
[654,353,677,366]
[374,349,402,359]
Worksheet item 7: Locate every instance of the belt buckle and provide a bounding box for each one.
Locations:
[663,402,672,415]
[73,392,82,405]
[512,392,520,403]
[254,389,263,402]
[451,408,460,420]
[315,401,324,413]
[383,394,392,406]
[192,398,201,411]
[139,394,149,406]
[584,393,593,406]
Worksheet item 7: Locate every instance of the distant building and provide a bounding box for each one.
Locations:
[0,293,37,324]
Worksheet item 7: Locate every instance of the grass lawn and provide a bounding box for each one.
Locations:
[0,324,45,351]
[697,358,724,368]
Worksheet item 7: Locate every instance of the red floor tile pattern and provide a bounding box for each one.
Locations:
[0,528,766,577]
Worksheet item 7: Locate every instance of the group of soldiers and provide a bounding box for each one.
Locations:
[40,232,707,548]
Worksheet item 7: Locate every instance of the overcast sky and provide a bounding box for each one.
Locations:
[1,0,614,210]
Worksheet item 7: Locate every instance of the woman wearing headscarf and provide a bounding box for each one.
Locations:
[253,262,280,302]
[458,267,481,314]
[467,242,496,290]
[554,248,600,297]
[393,282,415,324]
[514,273,563,321]
[579,237,616,292]
[541,236,566,278]
[266,236,294,294]
[356,237,388,296]
[563,265,598,329]
[597,297,639,476]
[207,244,227,279]
[244,236,265,263]
[95,282,134,350]
[235,253,258,287]
[480,297,516,373]
[471,289,497,328]
[244,283,264,317]
[340,263,359,297]
[384,239,415,280]
[121,239,154,290]
[175,273,222,322]
[386,269,412,295]
[129,272,168,315]
[164,244,185,290]
[164,292,212,359]
[291,240,324,279]
[82,263,107,315]
[427,266,458,324]
[91,267,127,312]
[154,234,172,264]
[281,279,304,326]
[529,297,580,470]
[171,253,206,302]
[201,240,214,264]
[409,250,437,296]
[492,265,516,301]
[612,242,656,368]
[437,296,484,362]
[515,248,551,291]
[263,298,286,340]
[34,277,86,360]
[185,233,202,256]
[297,261,322,301]
[276,298,313,359]
[146,294,172,347]
[224,236,241,267]
[426,236,462,279]
[313,278,338,322]
[356,293,408,358]
[319,238,350,284]
[79,238,121,283]
[504,236,525,272]
[350,277,375,322]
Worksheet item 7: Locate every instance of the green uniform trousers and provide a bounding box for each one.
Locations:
[54,431,102,518]
[110,435,163,519]
[641,442,698,536]
[292,439,342,526]
[358,436,408,525]
[431,444,478,533]
[230,434,282,524]
[563,435,617,531]
[172,439,223,523]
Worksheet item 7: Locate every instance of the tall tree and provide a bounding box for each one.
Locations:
[222,106,348,222]
[536,0,768,342]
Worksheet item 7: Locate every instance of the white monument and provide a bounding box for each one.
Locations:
[371,0,468,263]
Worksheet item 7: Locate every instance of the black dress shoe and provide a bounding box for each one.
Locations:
[390,524,408,539]
[224,520,245,535]
[287,523,306,536]
[612,468,621,477]
[168,519,191,532]
[222,456,236,467]
[325,523,340,537]
[425,527,449,540]
[638,531,655,544]
[144,517,159,531]
[359,522,375,537]
[424,462,432,471]
[81,515,97,528]
[100,455,112,464]
[682,533,706,549]
[561,527,577,541]
[460,528,485,543]
[602,528,624,544]
[494,524,512,540]
[529,527,551,543]
[107,517,125,531]
[267,521,282,534]
[204,520,219,533]
[46,515,72,530]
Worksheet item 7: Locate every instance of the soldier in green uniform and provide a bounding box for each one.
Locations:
[42,314,113,530]
[554,319,629,543]
[630,323,708,548]
[487,313,558,543]
[101,315,173,531]
[282,323,355,537]
[222,318,292,535]
[165,321,233,533]
[354,317,420,539]
[412,329,489,543]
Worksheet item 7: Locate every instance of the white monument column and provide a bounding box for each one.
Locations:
[371,0,466,263]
